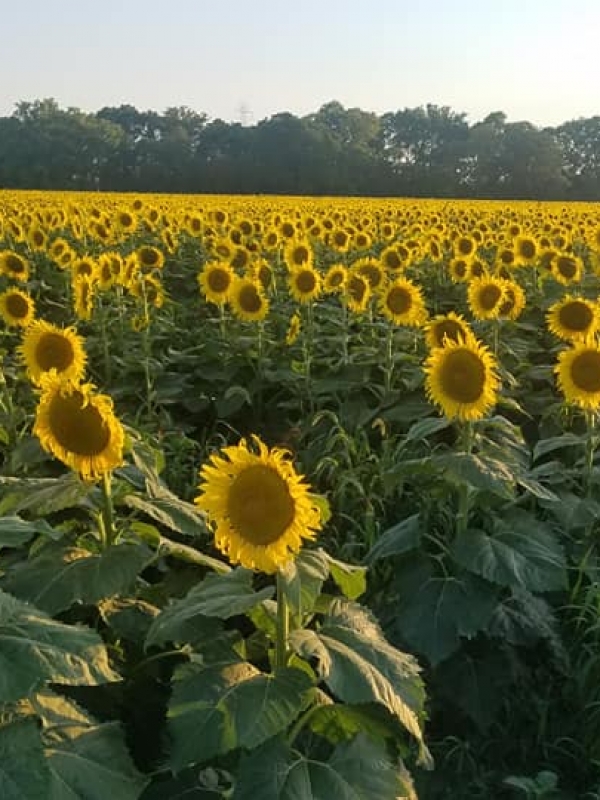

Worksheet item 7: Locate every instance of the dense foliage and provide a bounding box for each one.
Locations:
[0,100,599,199]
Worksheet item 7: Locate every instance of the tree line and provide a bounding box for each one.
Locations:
[0,98,598,199]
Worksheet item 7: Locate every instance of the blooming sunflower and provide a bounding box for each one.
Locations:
[379,277,428,326]
[0,288,35,328]
[514,234,538,266]
[467,275,506,320]
[551,252,583,285]
[136,245,165,271]
[354,257,386,293]
[0,250,30,282]
[288,266,322,304]
[425,311,473,350]
[229,278,269,322]
[198,262,234,306]
[73,276,95,321]
[546,296,599,342]
[323,264,347,294]
[195,435,323,573]
[424,335,500,421]
[555,341,600,411]
[380,244,408,272]
[345,273,371,314]
[34,375,124,481]
[285,313,301,345]
[19,320,87,386]
[498,279,526,320]
[284,239,314,270]
[447,257,471,283]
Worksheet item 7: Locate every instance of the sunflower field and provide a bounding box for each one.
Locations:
[0,190,600,799]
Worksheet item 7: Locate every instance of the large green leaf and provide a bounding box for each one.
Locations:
[167,660,314,769]
[450,515,567,592]
[290,600,430,766]
[2,543,152,615]
[325,554,367,600]
[34,693,147,800]
[0,717,50,799]
[436,452,515,498]
[0,474,91,516]
[280,549,330,619]
[123,491,208,539]
[393,557,498,665]
[0,515,59,549]
[365,514,421,563]
[146,568,273,647]
[0,589,118,702]
[233,733,412,800]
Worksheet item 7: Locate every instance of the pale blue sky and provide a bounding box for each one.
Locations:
[2,0,598,126]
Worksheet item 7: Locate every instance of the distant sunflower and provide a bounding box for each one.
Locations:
[556,341,600,410]
[285,313,301,345]
[73,276,95,321]
[546,295,599,342]
[448,257,471,283]
[115,209,138,235]
[27,226,48,252]
[34,375,124,481]
[379,277,428,326]
[0,288,35,328]
[0,250,30,282]
[454,235,477,259]
[498,280,526,320]
[329,228,351,253]
[345,272,371,314]
[288,266,322,304]
[323,264,347,294]
[136,245,165,271]
[467,275,506,320]
[20,320,86,386]
[195,435,322,573]
[284,239,314,270]
[354,258,386,293]
[425,311,473,350]
[198,262,234,306]
[551,252,583,285]
[424,335,500,421]
[380,244,408,272]
[514,234,538,266]
[230,278,269,322]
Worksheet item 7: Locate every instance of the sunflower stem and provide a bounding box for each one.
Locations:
[275,569,290,671]
[99,471,116,549]
[303,302,315,414]
[383,322,394,397]
[584,410,596,498]
[456,421,474,538]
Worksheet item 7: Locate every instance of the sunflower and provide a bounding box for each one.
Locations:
[448,257,471,283]
[514,234,538,266]
[345,273,371,314]
[136,245,165,271]
[551,252,583,285]
[380,244,408,272]
[379,277,428,327]
[115,209,138,235]
[498,279,526,320]
[19,320,87,386]
[323,264,347,294]
[34,375,124,481]
[27,226,48,252]
[284,239,314,270]
[425,311,473,350]
[454,235,477,259]
[195,435,322,573]
[424,335,500,421]
[467,275,506,320]
[286,313,301,345]
[229,278,269,322]
[555,341,600,411]
[0,288,35,328]
[198,262,234,305]
[546,295,599,342]
[354,257,386,293]
[329,228,351,253]
[130,275,165,308]
[73,276,95,321]
[288,266,322,304]
[0,250,30,282]
[72,256,98,282]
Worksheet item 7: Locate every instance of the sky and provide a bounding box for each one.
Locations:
[2,0,598,127]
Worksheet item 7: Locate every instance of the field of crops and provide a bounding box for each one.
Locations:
[0,190,599,798]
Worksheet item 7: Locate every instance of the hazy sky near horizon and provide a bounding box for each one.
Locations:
[2,0,598,127]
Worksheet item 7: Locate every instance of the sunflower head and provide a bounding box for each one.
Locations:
[0,250,30,282]
[323,264,347,294]
[288,266,322,304]
[285,313,301,345]
[379,277,427,327]
[424,335,500,421]
[551,252,582,285]
[345,273,371,314]
[198,262,234,306]
[547,295,599,342]
[195,435,323,573]
[0,289,35,328]
[230,277,269,322]
[467,276,506,320]
[19,320,87,386]
[425,312,473,350]
[34,375,124,481]
[556,340,600,411]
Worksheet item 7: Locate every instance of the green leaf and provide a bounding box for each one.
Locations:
[291,600,430,767]
[393,557,498,665]
[167,661,314,769]
[405,416,452,442]
[0,589,118,702]
[450,516,567,592]
[436,452,515,498]
[0,515,58,549]
[516,476,559,502]
[325,555,367,600]
[280,549,330,618]
[233,733,411,800]
[124,491,208,539]
[365,514,421,563]
[2,543,153,615]
[0,474,91,516]
[0,717,50,799]
[146,568,273,647]
[308,701,403,745]
[533,432,582,462]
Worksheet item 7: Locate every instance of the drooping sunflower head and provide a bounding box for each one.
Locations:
[555,341,600,411]
[288,266,322,304]
[195,435,323,573]
[198,262,234,306]
[345,272,371,314]
[425,311,473,350]
[0,288,36,328]
[424,335,500,421]
[229,277,269,322]
[379,277,428,327]
[285,312,301,346]
[467,275,506,320]
[33,375,124,481]
[19,320,87,386]
[546,295,599,342]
